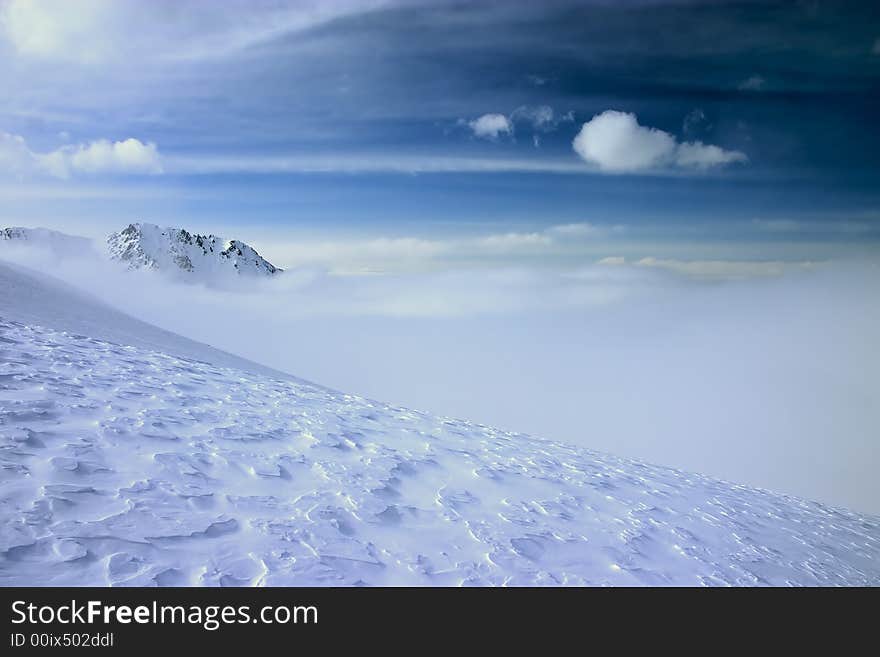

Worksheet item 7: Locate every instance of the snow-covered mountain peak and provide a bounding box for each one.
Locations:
[107,222,281,279]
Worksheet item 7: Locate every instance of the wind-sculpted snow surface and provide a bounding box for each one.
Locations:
[1,317,878,586]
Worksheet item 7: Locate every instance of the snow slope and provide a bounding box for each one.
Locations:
[1,262,878,586]
[1,227,99,260]
[107,223,281,279]
[0,261,294,382]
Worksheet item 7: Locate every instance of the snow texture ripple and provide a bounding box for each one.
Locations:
[1,259,879,586]
[1,314,878,586]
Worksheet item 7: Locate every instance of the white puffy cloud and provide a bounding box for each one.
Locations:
[751,218,876,235]
[572,110,747,173]
[468,113,513,140]
[66,138,163,175]
[0,132,162,178]
[572,111,676,172]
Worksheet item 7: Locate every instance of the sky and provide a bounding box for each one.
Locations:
[2,0,880,512]
[0,0,879,263]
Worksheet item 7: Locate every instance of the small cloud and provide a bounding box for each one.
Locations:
[0,131,163,178]
[512,105,553,130]
[468,113,513,140]
[873,38,880,55]
[571,110,747,173]
[477,231,552,251]
[511,105,574,132]
[682,108,709,137]
[738,75,766,91]
[547,223,603,238]
[526,74,548,86]
[0,132,38,177]
[675,141,748,169]
[466,106,573,143]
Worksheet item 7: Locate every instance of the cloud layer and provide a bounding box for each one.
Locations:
[0,0,390,63]
[598,255,819,280]
[2,242,878,514]
[572,110,747,173]
[0,0,116,61]
[250,222,620,274]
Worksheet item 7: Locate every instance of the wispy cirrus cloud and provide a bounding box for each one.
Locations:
[751,218,879,235]
[597,255,820,280]
[737,75,766,91]
[0,0,394,63]
[251,222,611,273]
[0,0,117,62]
[162,152,592,175]
[510,105,574,132]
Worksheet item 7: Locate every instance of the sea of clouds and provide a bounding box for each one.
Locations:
[2,240,878,514]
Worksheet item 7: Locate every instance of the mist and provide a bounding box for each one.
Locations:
[2,243,878,514]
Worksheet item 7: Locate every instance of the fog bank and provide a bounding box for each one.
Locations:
[3,244,878,514]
